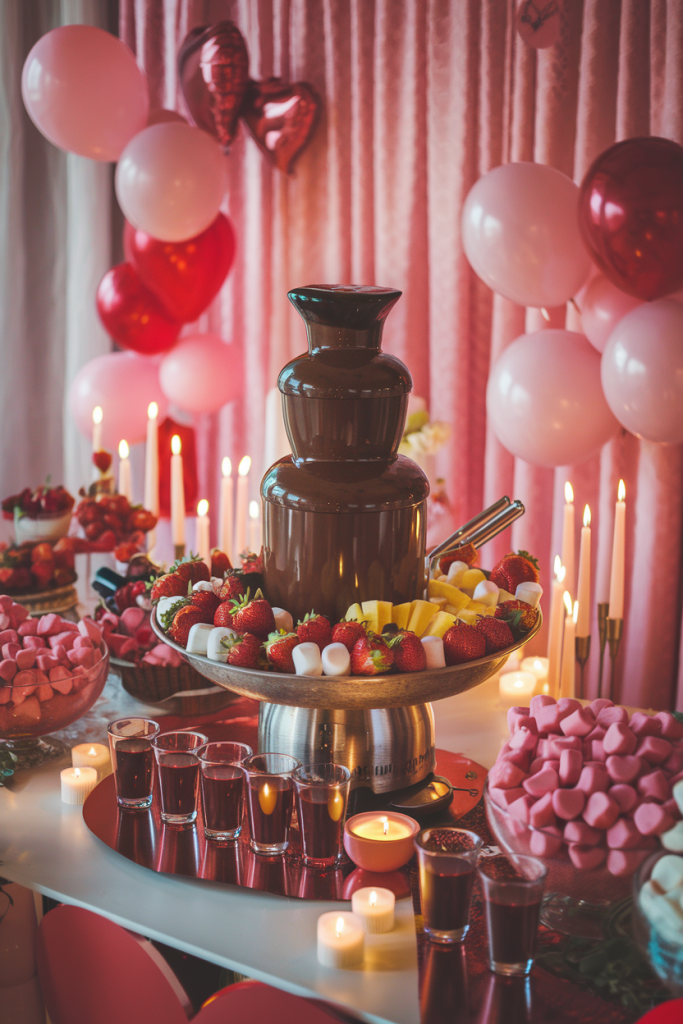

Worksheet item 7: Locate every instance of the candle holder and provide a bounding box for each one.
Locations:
[174,544,185,561]
[606,618,623,701]
[597,602,609,698]
[574,635,591,700]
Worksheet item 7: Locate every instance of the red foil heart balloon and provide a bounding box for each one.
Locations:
[178,21,249,151]
[124,214,236,323]
[96,263,181,355]
[242,78,320,173]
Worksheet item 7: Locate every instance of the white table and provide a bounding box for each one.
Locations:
[0,675,509,1024]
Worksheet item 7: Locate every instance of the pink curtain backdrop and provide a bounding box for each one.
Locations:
[120,0,683,713]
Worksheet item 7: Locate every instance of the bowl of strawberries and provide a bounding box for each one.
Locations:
[3,484,75,545]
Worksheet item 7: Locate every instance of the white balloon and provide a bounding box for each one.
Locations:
[462,162,591,308]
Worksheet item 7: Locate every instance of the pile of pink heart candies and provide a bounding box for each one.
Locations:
[489,695,683,878]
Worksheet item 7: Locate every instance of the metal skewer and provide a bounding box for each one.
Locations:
[428,497,524,575]
[428,496,511,563]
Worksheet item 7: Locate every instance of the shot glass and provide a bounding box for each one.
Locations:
[108,717,160,809]
[415,827,484,943]
[152,731,207,826]
[478,854,547,976]
[293,762,351,867]
[242,752,301,855]
[197,741,253,841]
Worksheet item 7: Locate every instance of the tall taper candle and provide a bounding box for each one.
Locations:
[235,456,251,558]
[118,440,132,501]
[575,505,591,638]
[92,405,103,452]
[559,593,576,699]
[547,556,566,698]
[144,402,159,555]
[196,500,210,567]
[248,500,262,554]
[219,457,233,561]
[170,434,185,549]
[608,480,626,621]
[561,482,575,598]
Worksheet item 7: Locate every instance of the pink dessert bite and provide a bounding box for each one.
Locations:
[552,788,586,821]
[633,802,675,836]
[559,748,583,787]
[560,708,595,737]
[523,767,559,798]
[605,754,642,784]
[603,722,637,756]
[583,791,619,830]
[568,844,607,871]
[636,736,672,765]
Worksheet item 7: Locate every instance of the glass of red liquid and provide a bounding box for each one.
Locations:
[415,827,484,943]
[242,753,301,855]
[152,730,208,826]
[196,741,253,841]
[293,762,351,868]
[478,854,547,976]
[108,718,160,810]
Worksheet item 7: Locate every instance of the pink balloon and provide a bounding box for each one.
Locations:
[159,333,242,414]
[21,26,148,161]
[462,163,591,308]
[601,299,683,444]
[580,275,642,352]
[147,109,187,126]
[69,352,168,448]
[487,330,619,467]
[115,124,226,242]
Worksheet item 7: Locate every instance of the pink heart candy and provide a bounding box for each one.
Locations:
[568,844,607,871]
[489,760,526,789]
[557,698,582,717]
[0,659,17,682]
[9,604,30,627]
[591,740,607,761]
[603,722,637,756]
[0,630,19,647]
[547,735,582,759]
[560,708,595,738]
[2,643,21,661]
[529,791,556,829]
[584,791,619,830]
[607,849,650,878]
[508,794,534,824]
[610,783,638,814]
[530,695,555,718]
[576,764,610,794]
[58,618,78,632]
[636,735,673,765]
[586,725,606,742]
[535,704,564,735]
[637,769,670,803]
[489,786,526,810]
[590,698,614,716]
[48,666,71,682]
[23,636,46,650]
[530,828,563,858]
[37,613,62,636]
[35,683,54,702]
[523,767,559,798]
[0,595,12,611]
[499,747,532,771]
[78,618,103,643]
[559,748,583,787]
[596,705,629,729]
[50,676,73,695]
[17,619,38,637]
[73,635,94,650]
[16,648,37,670]
[664,751,683,776]
[606,817,642,850]
[36,654,59,672]
[13,669,37,688]
[605,754,642,784]
[564,820,602,846]
[552,788,586,820]
[629,712,661,738]
[633,802,675,836]
[655,712,683,741]
[509,726,538,754]
[49,631,76,651]
[507,706,531,733]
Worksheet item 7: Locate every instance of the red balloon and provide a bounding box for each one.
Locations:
[242,78,320,174]
[177,21,249,150]
[124,214,236,323]
[578,137,683,301]
[96,263,181,355]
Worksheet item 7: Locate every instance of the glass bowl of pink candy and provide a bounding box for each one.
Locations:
[485,695,683,940]
[0,606,109,769]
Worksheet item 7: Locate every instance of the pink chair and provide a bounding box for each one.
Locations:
[635,1001,683,1024]
[197,979,358,1023]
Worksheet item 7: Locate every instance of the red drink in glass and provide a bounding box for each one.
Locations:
[242,753,301,855]
[152,730,207,826]
[201,767,244,838]
[478,854,547,976]
[415,828,483,943]
[419,862,477,935]
[108,718,160,809]
[293,763,350,867]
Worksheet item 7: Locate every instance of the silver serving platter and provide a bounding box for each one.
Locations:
[151,610,542,711]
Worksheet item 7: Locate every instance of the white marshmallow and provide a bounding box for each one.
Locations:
[652,854,683,893]
[322,643,351,677]
[421,635,446,669]
[272,607,294,633]
[446,560,469,585]
[207,627,239,662]
[673,778,683,815]
[292,642,323,676]
[473,580,499,607]
[515,582,543,608]
[186,622,215,655]
[157,595,186,622]
[662,821,683,854]
[193,580,215,592]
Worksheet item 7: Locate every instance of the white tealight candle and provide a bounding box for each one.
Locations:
[521,657,548,685]
[196,500,210,567]
[71,743,111,782]
[61,766,98,805]
[317,912,364,968]
[351,815,414,841]
[351,887,395,934]
[499,670,536,703]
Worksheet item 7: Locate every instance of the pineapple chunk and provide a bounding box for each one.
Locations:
[457,608,478,625]
[428,579,471,611]
[467,600,488,616]
[391,602,412,630]
[461,569,486,592]
[422,611,456,638]
[485,606,496,616]
[444,603,460,615]
[429,596,447,609]
[497,589,515,603]
[361,600,392,635]
[407,600,437,637]
[345,602,364,623]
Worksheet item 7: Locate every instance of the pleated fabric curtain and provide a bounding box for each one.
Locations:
[119,0,683,712]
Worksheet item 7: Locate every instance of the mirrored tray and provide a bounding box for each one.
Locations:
[151,611,542,710]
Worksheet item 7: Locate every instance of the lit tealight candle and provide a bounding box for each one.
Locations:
[317,912,364,968]
[499,670,536,703]
[71,743,111,782]
[60,766,98,805]
[351,887,395,933]
[351,815,413,841]
[118,440,132,501]
[92,405,103,452]
[196,500,210,568]
[219,457,233,561]
[520,656,549,685]
[344,811,419,873]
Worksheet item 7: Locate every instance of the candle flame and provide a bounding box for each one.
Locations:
[222,457,232,477]
[197,499,209,517]
[336,917,345,936]
[118,439,129,459]
[382,816,389,836]
[618,479,625,501]
[563,591,572,616]
[249,500,259,520]
[238,456,251,476]
[92,406,103,425]
[565,482,573,504]
[540,307,551,321]
[369,890,377,907]
[88,746,97,756]
[171,435,182,456]
[553,555,564,581]
[514,679,524,689]
[533,658,543,671]
[583,504,591,527]
[147,402,158,419]
[573,600,579,625]
[74,767,81,777]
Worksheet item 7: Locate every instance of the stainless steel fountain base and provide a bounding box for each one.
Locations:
[258,702,435,794]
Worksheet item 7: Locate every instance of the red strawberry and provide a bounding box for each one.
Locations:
[217,571,245,603]
[214,601,235,628]
[92,450,112,474]
[150,572,188,604]
[211,549,232,577]
[221,631,263,669]
[114,541,141,563]
[114,580,147,614]
[387,630,427,673]
[84,521,103,540]
[494,600,538,639]
[438,543,478,576]
[170,554,211,584]
[264,630,300,673]
[350,634,394,676]
[475,616,514,654]
[53,566,76,587]
[442,624,487,665]
[240,549,263,574]
[231,589,275,640]
[30,561,54,589]
[331,620,367,652]
[31,543,54,564]
[296,611,332,649]
[167,605,206,647]
[190,589,221,621]
[489,550,540,594]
